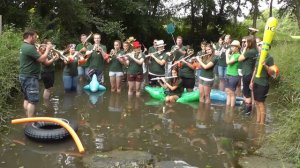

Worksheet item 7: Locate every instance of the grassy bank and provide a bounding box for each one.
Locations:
[0,27,22,132]
[268,39,300,165]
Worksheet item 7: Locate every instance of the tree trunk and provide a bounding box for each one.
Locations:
[252,0,259,28]
[234,0,241,25]
[295,0,300,29]
[269,0,273,17]
[151,0,160,16]
[191,0,195,33]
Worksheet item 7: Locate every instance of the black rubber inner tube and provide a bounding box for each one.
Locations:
[24,118,78,142]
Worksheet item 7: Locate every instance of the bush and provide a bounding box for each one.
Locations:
[0,25,22,132]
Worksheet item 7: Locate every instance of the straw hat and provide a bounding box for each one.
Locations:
[156,40,166,47]
[126,36,136,43]
[230,40,241,48]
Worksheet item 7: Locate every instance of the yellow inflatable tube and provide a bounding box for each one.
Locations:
[11,117,85,154]
[256,17,278,78]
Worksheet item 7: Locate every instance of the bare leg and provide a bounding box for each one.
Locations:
[116,76,122,92]
[204,85,211,104]
[23,100,28,111]
[128,81,134,96]
[225,88,231,106]
[258,102,266,125]
[199,84,205,103]
[110,76,116,92]
[230,92,236,107]
[135,82,142,97]
[255,101,261,123]
[43,88,52,100]
[219,79,225,91]
[26,103,36,117]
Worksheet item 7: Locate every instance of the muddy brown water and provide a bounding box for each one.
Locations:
[0,68,271,168]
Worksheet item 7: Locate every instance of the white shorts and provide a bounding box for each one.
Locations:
[109,71,124,77]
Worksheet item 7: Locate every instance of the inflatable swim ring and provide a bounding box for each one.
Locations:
[145,86,243,105]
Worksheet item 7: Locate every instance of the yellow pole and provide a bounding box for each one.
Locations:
[256,17,278,78]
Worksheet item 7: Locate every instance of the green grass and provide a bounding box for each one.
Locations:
[268,40,300,166]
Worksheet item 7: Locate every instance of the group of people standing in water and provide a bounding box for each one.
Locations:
[19,29,277,124]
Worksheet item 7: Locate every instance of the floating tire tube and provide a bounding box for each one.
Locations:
[11,117,85,154]
[24,118,78,142]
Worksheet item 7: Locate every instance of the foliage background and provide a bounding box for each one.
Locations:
[0,0,300,164]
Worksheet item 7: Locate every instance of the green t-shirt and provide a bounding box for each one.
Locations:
[200,56,218,79]
[109,50,124,72]
[148,46,157,54]
[19,42,41,77]
[242,48,258,76]
[41,54,55,73]
[76,43,93,67]
[254,55,274,86]
[88,44,107,72]
[218,45,230,67]
[63,56,79,76]
[167,78,183,96]
[171,45,187,61]
[149,52,168,75]
[226,53,240,76]
[127,53,144,74]
[179,58,195,78]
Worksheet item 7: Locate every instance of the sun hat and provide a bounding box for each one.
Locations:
[156,40,166,47]
[230,40,241,48]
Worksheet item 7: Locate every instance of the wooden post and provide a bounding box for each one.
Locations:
[0,15,2,35]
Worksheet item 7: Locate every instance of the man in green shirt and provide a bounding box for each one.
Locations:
[250,41,275,124]
[148,40,168,87]
[40,39,59,101]
[76,34,93,82]
[19,30,52,117]
[85,33,108,84]
[166,36,187,76]
[218,34,231,91]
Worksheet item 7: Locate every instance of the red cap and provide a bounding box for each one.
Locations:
[132,41,141,49]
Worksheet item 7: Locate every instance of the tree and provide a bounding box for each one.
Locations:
[278,0,300,29]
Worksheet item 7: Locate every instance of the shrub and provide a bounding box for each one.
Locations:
[0,25,22,132]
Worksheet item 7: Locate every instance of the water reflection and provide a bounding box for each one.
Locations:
[2,70,271,167]
[84,90,105,105]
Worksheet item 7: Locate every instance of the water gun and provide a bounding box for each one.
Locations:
[256,17,278,78]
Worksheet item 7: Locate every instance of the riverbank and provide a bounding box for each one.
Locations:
[241,39,300,167]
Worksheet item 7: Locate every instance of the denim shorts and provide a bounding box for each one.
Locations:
[19,75,39,104]
[218,66,227,79]
[225,75,239,91]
